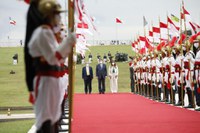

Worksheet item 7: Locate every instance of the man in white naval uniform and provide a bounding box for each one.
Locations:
[27,0,76,132]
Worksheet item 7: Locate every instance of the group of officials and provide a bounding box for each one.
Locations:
[82,59,119,94]
[129,35,200,111]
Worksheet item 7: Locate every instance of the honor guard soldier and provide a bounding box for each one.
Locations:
[165,46,176,104]
[193,35,200,111]
[147,53,152,98]
[183,41,195,108]
[174,44,185,106]
[133,57,138,93]
[140,55,145,95]
[27,0,76,132]
[161,48,169,102]
[143,56,148,96]
[152,50,162,100]
[159,48,167,102]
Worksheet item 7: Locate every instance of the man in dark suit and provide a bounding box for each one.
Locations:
[82,63,93,94]
[96,59,107,94]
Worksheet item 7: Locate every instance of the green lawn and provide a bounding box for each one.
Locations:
[0,120,35,133]
[0,45,134,132]
[0,45,134,107]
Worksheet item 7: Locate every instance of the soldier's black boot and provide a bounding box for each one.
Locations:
[184,88,193,108]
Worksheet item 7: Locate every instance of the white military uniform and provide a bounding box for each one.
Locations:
[164,55,175,90]
[175,54,184,87]
[28,26,73,129]
[147,58,152,85]
[109,65,119,93]
[152,57,161,86]
[184,51,195,89]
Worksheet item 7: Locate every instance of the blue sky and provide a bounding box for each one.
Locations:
[0,0,199,43]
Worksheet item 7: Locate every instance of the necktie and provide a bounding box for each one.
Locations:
[86,67,90,75]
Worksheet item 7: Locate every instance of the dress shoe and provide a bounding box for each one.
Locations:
[184,104,193,108]
[175,103,182,106]
[165,101,172,104]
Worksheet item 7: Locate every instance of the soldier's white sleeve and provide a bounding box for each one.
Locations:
[29,27,60,65]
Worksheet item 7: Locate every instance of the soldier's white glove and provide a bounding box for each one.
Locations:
[57,30,76,58]
[66,29,76,47]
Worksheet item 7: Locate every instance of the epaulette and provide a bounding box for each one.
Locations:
[41,25,50,29]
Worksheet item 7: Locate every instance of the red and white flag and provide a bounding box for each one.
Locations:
[116,17,122,23]
[9,17,16,25]
[74,0,98,32]
[168,17,179,36]
[160,22,168,40]
[147,30,153,43]
[152,27,160,43]
[76,22,93,35]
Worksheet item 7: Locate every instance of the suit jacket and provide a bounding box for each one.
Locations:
[96,64,107,79]
[82,66,93,80]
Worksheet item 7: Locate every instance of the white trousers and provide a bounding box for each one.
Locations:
[110,75,118,93]
[34,76,64,130]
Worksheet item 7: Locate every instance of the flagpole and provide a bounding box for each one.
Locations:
[116,22,118,44]
[182,0,187,35]
[180,4,183,44]
[142,17,146,95]
[179,3,185,108]
[166,12,175,104]
[8,17,11,40]
[151,21,154,99]
[68,0,75,132]
[167,12,170,43]
[143,17,146,37]
[159,16,161,44]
